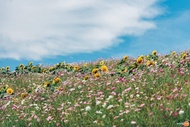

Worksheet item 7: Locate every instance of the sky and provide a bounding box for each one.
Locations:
[0,0,190,70]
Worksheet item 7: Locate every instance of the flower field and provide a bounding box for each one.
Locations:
[0,50,190,127]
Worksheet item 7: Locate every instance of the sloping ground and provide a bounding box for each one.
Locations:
[0,50,190,127]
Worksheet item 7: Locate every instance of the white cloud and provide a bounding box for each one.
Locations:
[112,10,190,57]
[0,0,163,60]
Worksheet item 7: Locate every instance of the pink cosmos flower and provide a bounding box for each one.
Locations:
[125,87,132,92]
[148,112,153,116]
[174,93,179,99]
[165,108,170,111]
[28,123,32,126]
[138,104,145,108]
[157,96,162,100]
[46,116,52,121]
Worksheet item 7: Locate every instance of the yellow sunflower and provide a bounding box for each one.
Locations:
[56,63,61,68]
[29,62,33,66]
[6,66,10,71]
[182,53,187,59]
[61,61,65,65]
[42,69,47,73]
[7,88,14,95]
[136,56,143,64]
[19,64,24,68]
[101,65,108,72]
[53,77,61,84]
[152,50,157,55]
[44,81,51,87]
[21,92,28,99]
[84,76,89,80]
[123,56,128,61]
[31,66,36,70]
[92,68,99,75]
[13,98,18,103]
[146,61,151,66]
[99,60,105,66]
[83,63,87,67]
[146,60,155,66]
[171,51,176,55]
[74,65,80,71]
[146,55,150,59]
[94,73,101,78]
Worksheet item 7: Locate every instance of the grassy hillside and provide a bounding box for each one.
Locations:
[0,50,190,127]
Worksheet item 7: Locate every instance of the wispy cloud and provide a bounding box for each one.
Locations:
[0,0,163,60]
[113,10,190,57]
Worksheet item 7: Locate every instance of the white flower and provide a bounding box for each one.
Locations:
[107,95,113,101]
[188,103,190,106]
[96,101,101,105]
[35,86,40,93]
[135,87,139,90]
[29,104,39,110]
[102,103,107,108]
[35,106,39,110]
[102,115,106,118]
[131,121,136,124]
[70,88,75,92]
[30,104,37,107]
[78,85,82,89]
[82,80,86,83]
[96,110,102,114]
[85,106,91,111]
[118,99,122,102]
[179,110,184,114]
[4,101,11,108]
[67,102,71,105]
[21,99,25,105]
[107,105,114,109]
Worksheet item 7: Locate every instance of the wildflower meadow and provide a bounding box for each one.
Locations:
[0,50,189,127]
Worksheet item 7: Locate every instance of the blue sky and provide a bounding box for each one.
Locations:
[0,0,190,70]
